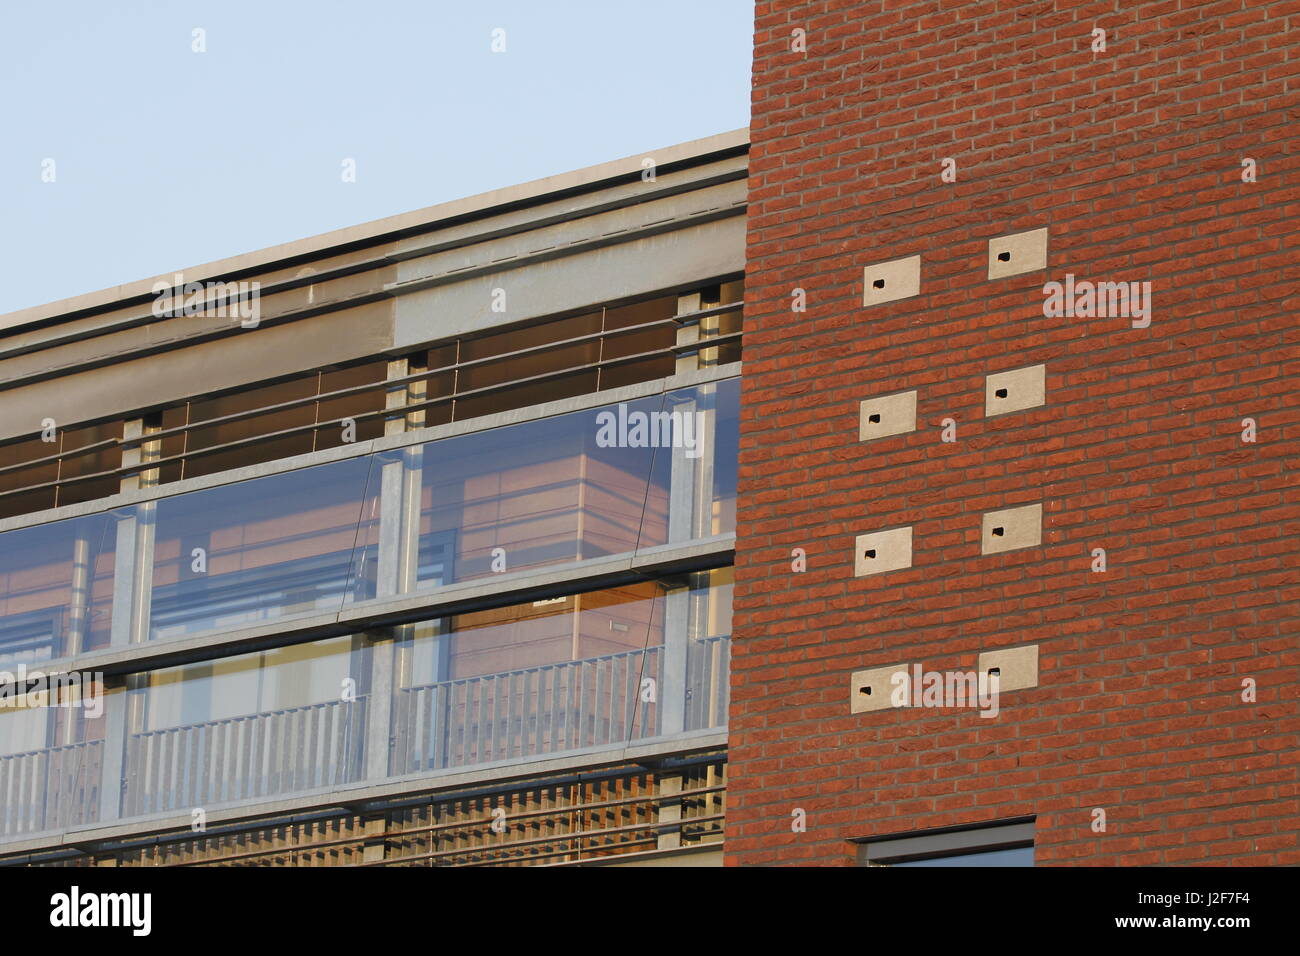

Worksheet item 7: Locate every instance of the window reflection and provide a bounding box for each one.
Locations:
[0,567,732,830]
[394,568,732,774]
[0,515,116,670]
[148,457,379,641]
[0,380,738,673]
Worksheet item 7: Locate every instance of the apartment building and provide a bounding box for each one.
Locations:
[2,0,1295,871]
[0,130,748,866]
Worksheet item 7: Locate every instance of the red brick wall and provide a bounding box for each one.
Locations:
[728,0,1299,865]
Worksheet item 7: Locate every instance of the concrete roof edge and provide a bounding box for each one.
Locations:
[0,127,750,334]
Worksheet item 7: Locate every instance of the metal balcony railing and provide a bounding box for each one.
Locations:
[122,697,368,816]
[0,636,730,841]
[393,636,731,775]
[685,636,731,732]
[0,291,742,518]
[0,739,102,837]
[394,646,663,773]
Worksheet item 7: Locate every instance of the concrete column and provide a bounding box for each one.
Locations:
[364,356,427,782]
[689,573,718,729]
[659,586,690,737]
[98,417,161,821]
[57,532,93,748]
[96,676,129,822]
[699,297,721,369]
[691,384,718,539]
[363,630,396,782]
[674,292,701,376]
[663,301,721,738]
[110,417,161,648]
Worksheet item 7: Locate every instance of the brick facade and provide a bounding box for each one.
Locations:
[728,0,1298,864]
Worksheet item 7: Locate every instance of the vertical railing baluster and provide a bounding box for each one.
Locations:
[413,686,425,772]
[302,706,314,790]
[455,681,468,768]
[476,677,489,765]
[121,734,136,819]
[255,712,268,799]
[554,667,564,752]
[33,751,47,832]
[209,720,225,805]
[502,671,514,762]
[527,671,538,759]
[492,673,505,762]
[434,685,445,769]
[162,729,177,815]
[190,722,205,811]
[319,703,333,788]
[231,717,246,804]
[575,660,587,749]
[1,756,12,835]
[594,658,608,747]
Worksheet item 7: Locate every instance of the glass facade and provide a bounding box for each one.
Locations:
[0,378,735,655]
[393,568,732,775]
[0,571,730,838]
[0,378,738,841]
[0,514,117,670]
[148,457,380,641]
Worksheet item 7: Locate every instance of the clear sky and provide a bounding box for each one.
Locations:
[0,0,754,315]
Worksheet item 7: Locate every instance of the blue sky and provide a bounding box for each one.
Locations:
[0,0,754,314]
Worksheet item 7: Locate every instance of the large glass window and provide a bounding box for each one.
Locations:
[0,379,737,662]
[148,457,379,641]
[415,393,667,586]
[1,568,731,832]
[412,377,739,590]
[392,568,732,775]
[0,514,117,669]
[138,378,737,642]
